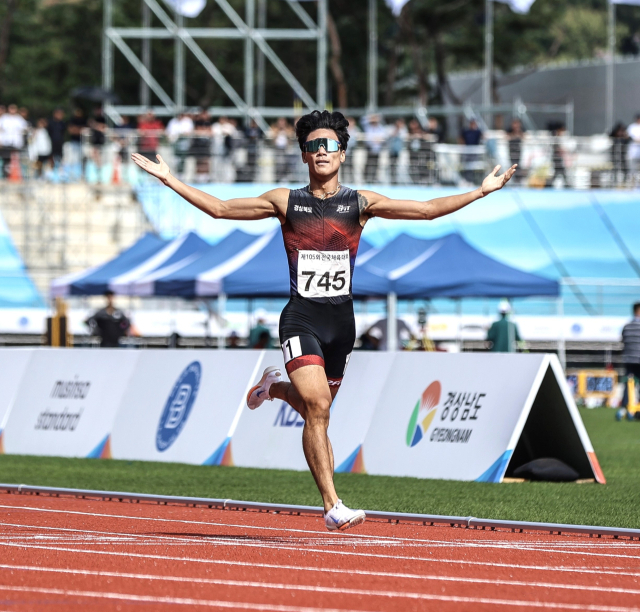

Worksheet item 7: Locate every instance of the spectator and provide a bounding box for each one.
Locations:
[114,115,133,166]
[241,119,263,182]
[549,123,568,188]
[67,108,87,180]
[507,118,525,179]
[621,302,640,412]
[486,301,521,353]
[89,107,107,180]
[0,104,28,178]
[85,291,131,347]
[460,118,483,184]
[427,116,445,143]
[363,114,387,183]
[387,118,407,184]
[137,110,164,162]
[627,114,640,187]
[190,108,213,181]
[47,108,66,170]
[407,119,428,185]
[357,326,382,351]
[365,318,412,351]
[29,118,52,178]
[610,122,630,185]
[272,117,293,182]
[227,331,242,349]
[166,112,194,176]
[342,116,361,183]
[248,309,272,349]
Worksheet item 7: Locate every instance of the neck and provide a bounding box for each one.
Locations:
[308,173,340,196]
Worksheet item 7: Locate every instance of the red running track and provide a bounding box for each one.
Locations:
[0,492,639,612]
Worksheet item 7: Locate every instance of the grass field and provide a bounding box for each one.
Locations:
[1,408,639,528]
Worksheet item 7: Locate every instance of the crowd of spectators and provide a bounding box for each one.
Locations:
[1,103,639,187]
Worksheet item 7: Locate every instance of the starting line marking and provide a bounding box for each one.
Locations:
[1,562,640,598]
[0,583,637,611]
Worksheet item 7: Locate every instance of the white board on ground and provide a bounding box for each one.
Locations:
[230,350,310,471]
[109,350,264,465]
[361,352,602,482]
[0,349,34,450]
[2,349,140,458]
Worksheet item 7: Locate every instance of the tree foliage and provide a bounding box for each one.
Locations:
[0,0,638,117]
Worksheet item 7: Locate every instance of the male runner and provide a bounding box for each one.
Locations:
[132,110,516,532]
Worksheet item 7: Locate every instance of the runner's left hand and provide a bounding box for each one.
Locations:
[480,164,517,196]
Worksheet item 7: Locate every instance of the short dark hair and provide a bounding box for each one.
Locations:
[104,290,115,297]
[634,302,640,314]
[295,110,350,152]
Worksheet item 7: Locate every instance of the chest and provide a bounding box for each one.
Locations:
[286,193,360,240]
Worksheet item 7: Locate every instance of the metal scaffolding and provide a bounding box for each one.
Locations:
[102,0,328,130]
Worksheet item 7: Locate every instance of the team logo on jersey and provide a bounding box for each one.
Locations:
[336,205,350,213]
[294,205,312,213]
[156,361,201,452]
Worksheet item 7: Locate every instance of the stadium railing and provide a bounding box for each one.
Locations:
[1,128,637,189]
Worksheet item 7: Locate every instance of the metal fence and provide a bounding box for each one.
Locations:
[2,128,638,189]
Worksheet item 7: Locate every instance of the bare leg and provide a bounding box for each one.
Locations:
[270,366,339,512]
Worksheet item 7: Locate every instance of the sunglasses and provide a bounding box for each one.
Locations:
[303,138,341,153]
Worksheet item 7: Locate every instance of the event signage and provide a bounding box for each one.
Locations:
[2,349,140,458]
[109,350,264,465]
[0,348,34,452]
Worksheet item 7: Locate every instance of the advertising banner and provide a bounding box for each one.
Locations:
[231,350,309,471]
[109,350,265,465]
[2,349,140,458]
[361,352,602,483]
[0,348,34,452]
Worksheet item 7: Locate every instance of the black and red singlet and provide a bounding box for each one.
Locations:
[278,186,363,385]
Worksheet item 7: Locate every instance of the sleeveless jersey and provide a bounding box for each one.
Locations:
[281,186,363,304]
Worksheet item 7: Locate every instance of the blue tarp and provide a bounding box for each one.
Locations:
[51,233,167,297]
[355,233,559,299]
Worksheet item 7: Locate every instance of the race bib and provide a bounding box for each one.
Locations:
[297,250,350,299]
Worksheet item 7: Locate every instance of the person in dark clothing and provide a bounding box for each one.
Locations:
[47,108,66,169]
[85,291,131,347]
[610,122,630,186]
[487,301,521,352]
[68,108,87,180]
[460,119,483,184]
[621,302,640,410]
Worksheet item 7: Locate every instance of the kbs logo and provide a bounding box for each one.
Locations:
[406,381,441,447]
[156,361,201,452]
[273,402,304,427]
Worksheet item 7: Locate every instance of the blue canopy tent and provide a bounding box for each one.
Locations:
[355,232,560,352]
[131,229,260,297]
[50,233,167,297]
[110,231,211,295]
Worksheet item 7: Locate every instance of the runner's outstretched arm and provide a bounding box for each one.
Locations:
[358,164,517,223]
[131,153,286,221]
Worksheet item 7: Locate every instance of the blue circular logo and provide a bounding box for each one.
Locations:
[156,361,201,452]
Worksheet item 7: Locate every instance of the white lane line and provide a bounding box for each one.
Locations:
[2,563,640,598]
[0,583,637,612]
[2,517,639,566]
[1,540,639,580]
[0,585,371,612]
[1,502,634,551]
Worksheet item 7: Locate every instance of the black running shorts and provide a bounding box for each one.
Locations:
[279,296,356,387]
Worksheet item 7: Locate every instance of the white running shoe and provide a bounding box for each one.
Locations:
[246,366,283,410]
[324,499,366,532]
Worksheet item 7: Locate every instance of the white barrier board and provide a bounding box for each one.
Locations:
[230,350,309,471]
[2,349,140,458]
[231,351,396,473]
[109,350,264,465]
[361,352,603,482]
[0,349,34,451]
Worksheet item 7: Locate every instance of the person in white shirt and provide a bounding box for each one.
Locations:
[0,104,28,178]
[29,118,52,177]
[166,113,194,176]
[627,114,640,187]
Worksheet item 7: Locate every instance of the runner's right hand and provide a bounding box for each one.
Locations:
[131,153,171,184]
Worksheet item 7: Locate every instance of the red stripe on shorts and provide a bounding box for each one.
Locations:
[327,377,343,387]
[286,355,325,375]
